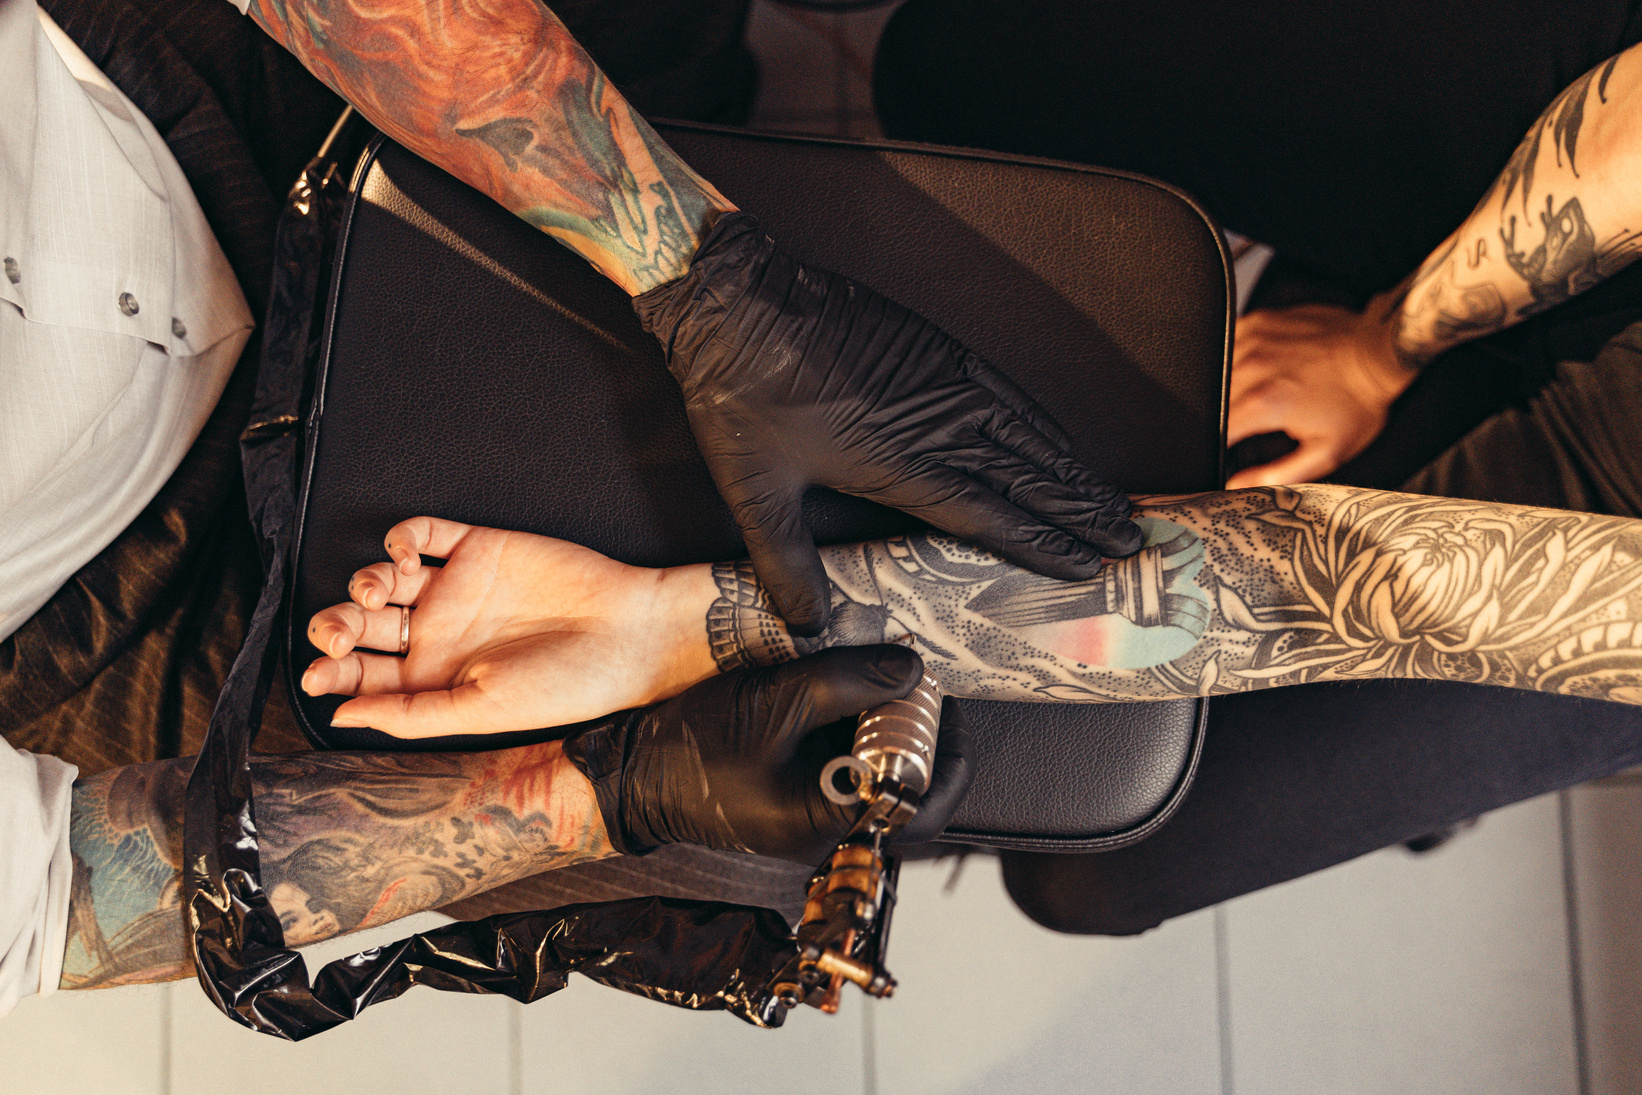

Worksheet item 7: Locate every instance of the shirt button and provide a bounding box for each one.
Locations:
[3,257,18,284]
[171,317,187,339]
[118,292,140,316]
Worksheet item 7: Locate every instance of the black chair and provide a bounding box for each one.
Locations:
[285,123,1233,852]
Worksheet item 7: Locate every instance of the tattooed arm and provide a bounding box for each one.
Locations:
[1380,47,1642,365]
[1228,43,1642,487]
[711,488,1642,704]
[60,742,610,988]
[240,0,734,293]
[303,489,1642,738]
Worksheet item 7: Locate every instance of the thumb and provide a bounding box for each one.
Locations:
[330,684,504,740]
[892,697,976,845]
[736,490,833,636]
[1225,439,1344,489]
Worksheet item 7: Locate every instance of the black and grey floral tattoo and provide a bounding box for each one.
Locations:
[708,487,1642,707]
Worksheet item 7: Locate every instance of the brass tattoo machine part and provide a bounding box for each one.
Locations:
[773,672,943,1014]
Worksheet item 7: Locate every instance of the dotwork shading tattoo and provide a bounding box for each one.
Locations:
[707,488,1642,708]
[709,559,897,670]
[62,745,609,989]
[1191,488,1642,698]
[710,517,1214,701]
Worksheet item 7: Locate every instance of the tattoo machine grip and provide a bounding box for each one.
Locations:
[821,671,943,804]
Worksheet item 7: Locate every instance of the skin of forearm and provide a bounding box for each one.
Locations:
[1383,43,1642,369]
[244,0,735,293]
[687,486,1642,707]
[60,742,611,989]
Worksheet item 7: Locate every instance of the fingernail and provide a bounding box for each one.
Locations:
[300,667,319,694]
[331,713,365,727]
[874,644,919,679]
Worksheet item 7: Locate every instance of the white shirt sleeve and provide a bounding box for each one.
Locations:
[0,742,77,1019]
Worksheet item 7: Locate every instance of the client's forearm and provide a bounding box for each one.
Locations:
[701,486,1642,705]
[62,743,610,989]
[244,0,735,293]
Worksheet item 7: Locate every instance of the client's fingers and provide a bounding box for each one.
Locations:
[330,685,503,737]
[348,559,437,611]
[306,601,412,657]
[383,516,477,574]
[300,650,408,697]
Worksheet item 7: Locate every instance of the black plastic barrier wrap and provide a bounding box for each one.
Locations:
[181,116,795,1040]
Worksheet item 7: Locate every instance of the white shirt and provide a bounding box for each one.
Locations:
[0,740,75,1018]
[0,0,254,642]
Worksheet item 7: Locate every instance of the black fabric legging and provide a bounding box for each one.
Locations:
[876,0,1642,933]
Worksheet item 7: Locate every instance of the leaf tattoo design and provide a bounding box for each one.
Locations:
[1497,55,1621,216]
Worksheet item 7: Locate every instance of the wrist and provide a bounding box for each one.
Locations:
[554,728,637,853]
[470,742,618,869]
[1361,290,1423,400]
[547,742,611,854]
[632,211,770,377]
[638,563,721,703]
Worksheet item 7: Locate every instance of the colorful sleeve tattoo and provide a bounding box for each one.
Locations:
[61,743,610,989]
[245,0,736,293]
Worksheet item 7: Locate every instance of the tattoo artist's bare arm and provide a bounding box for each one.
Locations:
[708,487,1642,706]
[243,0,735,293]
[61,743,610,989]
[1382,43,1642,368]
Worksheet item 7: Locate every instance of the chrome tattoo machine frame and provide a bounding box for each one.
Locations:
[769,671,942,1014]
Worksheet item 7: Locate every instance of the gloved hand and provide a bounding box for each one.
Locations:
[561,645,975,864]
[634,212,1143,636]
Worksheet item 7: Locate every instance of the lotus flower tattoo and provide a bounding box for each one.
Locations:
[1218,488,1642,690]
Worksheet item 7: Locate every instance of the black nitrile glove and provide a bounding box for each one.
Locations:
[561,645,975,864]
[634,212,1144,636]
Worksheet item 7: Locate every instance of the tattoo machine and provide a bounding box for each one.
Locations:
[770,670,943,1014]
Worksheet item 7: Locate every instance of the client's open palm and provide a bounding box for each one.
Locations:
[302,517,712,738]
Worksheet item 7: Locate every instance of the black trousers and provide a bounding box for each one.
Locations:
[876,0,1642,933]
